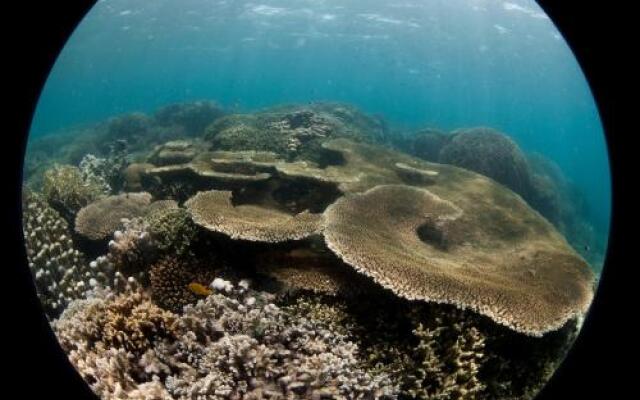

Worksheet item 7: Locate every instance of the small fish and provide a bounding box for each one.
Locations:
[188,282,213,296]
[584,245,591,252]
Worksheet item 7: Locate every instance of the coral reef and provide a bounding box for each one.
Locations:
[322,184,594,336]
[42,164,107,222]
[23,100,602,400]
[74,192,154,241]
[78,140,129,193]
[256,246,374,296]
[103,217,156,277]
[22,190,112,317]
[186,190,322,242]
[149,256,218,313]
[204,103,386,163]
[55,283,395,399]
[154,100,225,136]
[438,127,533,198]
[146,207,199,258]
[103,113,155,150]
[147,140,199,166]
[405,308,486,399]
[123,163,155,192]
[401,128,451,162]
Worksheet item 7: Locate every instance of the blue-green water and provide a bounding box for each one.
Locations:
[29,0,610,264]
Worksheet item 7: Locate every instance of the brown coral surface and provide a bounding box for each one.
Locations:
[75,192,154,240]
[322,184,594,336]
[185,190,322,242]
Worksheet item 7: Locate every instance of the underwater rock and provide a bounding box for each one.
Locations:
[322,184,594,336]
[438,127,533,200]
[185,190,322,242]
[42,164,107,222]
[22,190,112,318]
[75,192,154,241]
[153,100,225,136]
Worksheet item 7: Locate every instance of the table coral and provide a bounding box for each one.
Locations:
[74,192,173,241]
[322,184,594,336]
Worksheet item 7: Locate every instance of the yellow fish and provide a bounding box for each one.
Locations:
[188,282,213,296]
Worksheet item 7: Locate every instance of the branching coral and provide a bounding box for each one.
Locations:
[103,217,157,278]
[79,140,128,193]
[161,284,395,399]
[405,307,486,400]
[55,282,395,399]
[22,190,112,318]
[53,289,178,399]
[42,164,107,222]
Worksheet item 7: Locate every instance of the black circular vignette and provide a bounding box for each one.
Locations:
[4,1,630,398]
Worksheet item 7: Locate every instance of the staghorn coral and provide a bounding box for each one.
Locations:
[322,184,594,336]
[55,289,178,355]
[74,192,155,241]
[55,282,395,399]
[160,283,395,399]
[149,256,219,313]
[53,289,178,399]
[405,307,486,400]
[285,293,487,400]
[22,189,112,318]
[42,164,107,222]
[185,190,322,242]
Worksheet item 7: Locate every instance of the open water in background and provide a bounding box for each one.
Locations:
[28,0,610,258]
